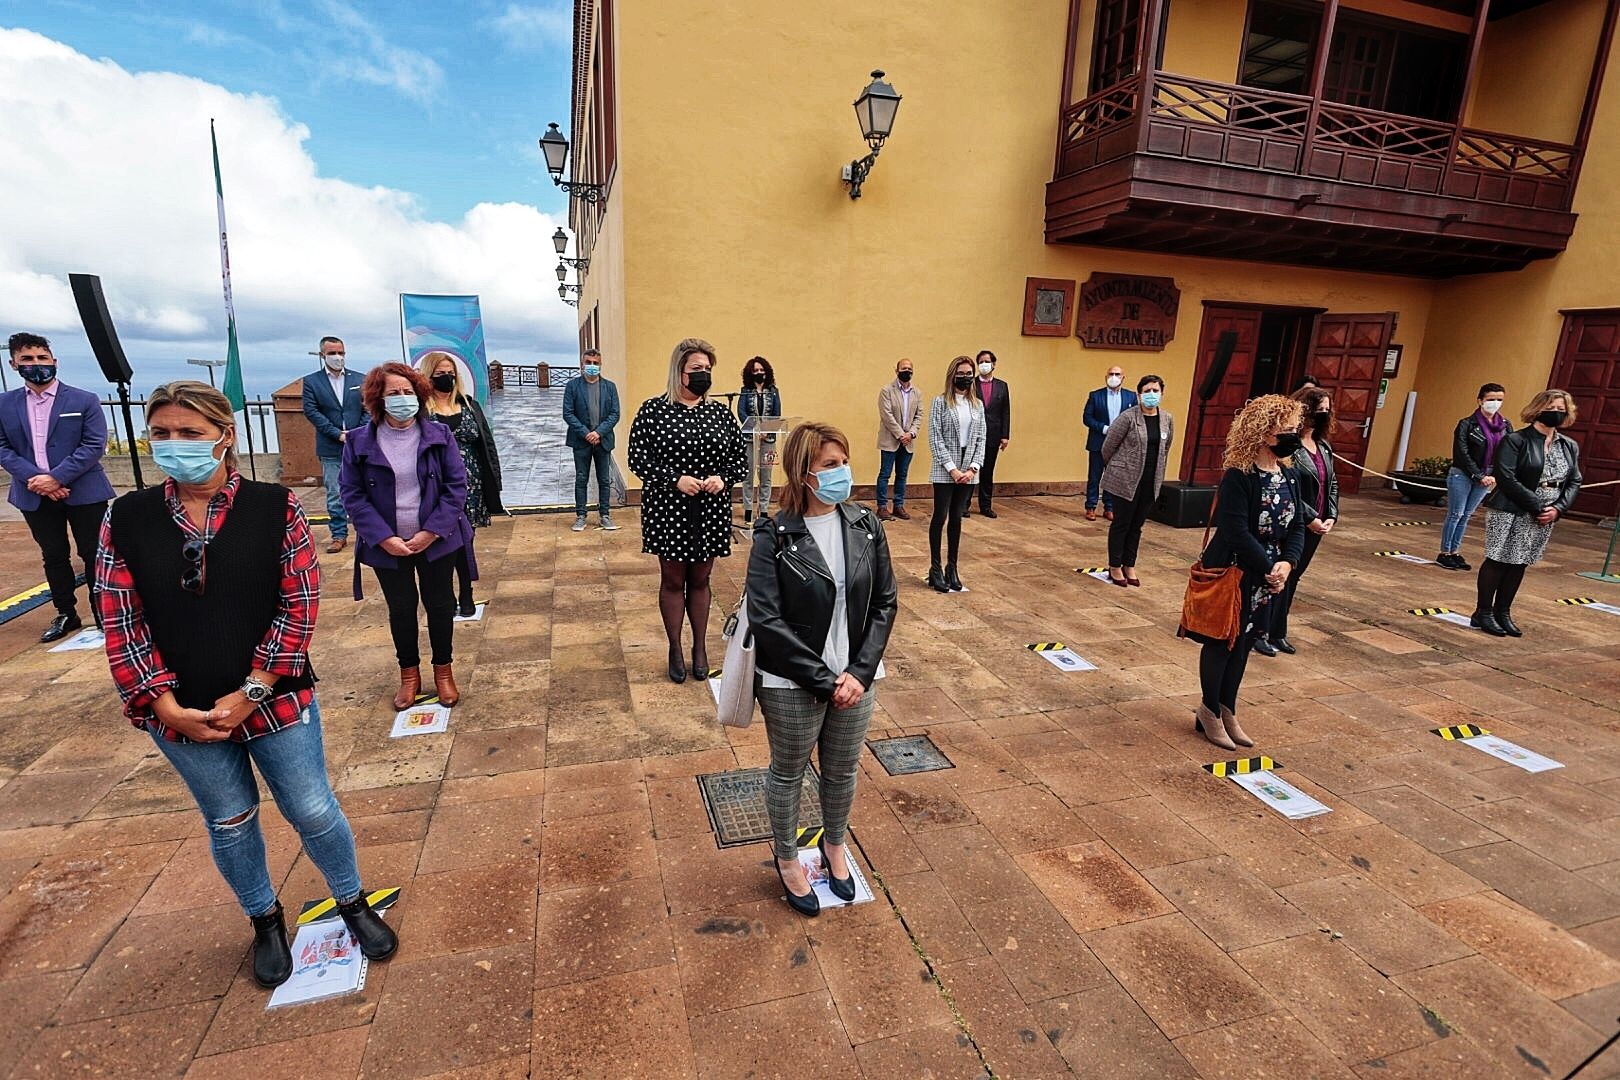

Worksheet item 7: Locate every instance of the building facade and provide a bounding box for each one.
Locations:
[565,0,1619,518]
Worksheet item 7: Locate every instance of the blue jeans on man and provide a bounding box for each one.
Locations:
[573,443,613,516]
[319,457,348,540]
[876,447,913,510]
[152,697,361,917]
[1086,450,1114,513]
[1441,466,1490,552]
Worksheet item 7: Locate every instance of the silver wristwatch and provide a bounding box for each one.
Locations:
[240,676,275,703]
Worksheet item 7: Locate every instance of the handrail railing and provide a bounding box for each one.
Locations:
[98,396,278,457]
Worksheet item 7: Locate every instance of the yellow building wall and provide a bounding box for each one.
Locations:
[1162,0,1246,83]
[1409,0,1617,464]
[1466,0,1603,145]
[607,0,1445,491]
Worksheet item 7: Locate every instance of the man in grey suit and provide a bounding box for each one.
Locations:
[300,336,365,552]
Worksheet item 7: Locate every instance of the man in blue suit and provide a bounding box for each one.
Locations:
[563,348,621,532]
[0,333,116,642]
[1082,364,1135,521]
[300,336,365,552]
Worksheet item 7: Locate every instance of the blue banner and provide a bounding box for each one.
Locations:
[400,293,489,404]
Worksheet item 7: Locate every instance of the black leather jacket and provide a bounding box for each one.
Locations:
[1485,428,1582,517]
[747,503,898,700]
[1452,413,1513,483]
[1288,439,1339,525]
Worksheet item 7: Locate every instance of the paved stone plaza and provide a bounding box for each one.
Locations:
[1,492,1618,1078]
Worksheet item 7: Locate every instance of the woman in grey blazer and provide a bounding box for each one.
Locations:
[926,355,987,593]
[1100,374,1173,586]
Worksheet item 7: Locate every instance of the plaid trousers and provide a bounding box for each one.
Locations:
[757,684,875,861]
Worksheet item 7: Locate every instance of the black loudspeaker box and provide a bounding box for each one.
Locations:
[68,274,134,385]
[1151,481,1217,528]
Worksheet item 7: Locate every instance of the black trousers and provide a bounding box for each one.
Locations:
[929,482,973,565]
[1106,475,1155,568]
[1200,633,1257,713]
[979,441,1001,511]
[23,499,107,619]
[1268,529,1323,641]
[373,553,457,668]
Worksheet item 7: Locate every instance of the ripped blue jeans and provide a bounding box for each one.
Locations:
[151,696,361,918]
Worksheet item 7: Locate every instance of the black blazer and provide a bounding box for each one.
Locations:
[747,503,898,700]
[1452,414,1513,482]
[1485,429,1582,517]
[978,378,1011,443]
[1288,440,1339,525]
[1201,467,1308,577]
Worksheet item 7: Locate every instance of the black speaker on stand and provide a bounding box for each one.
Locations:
[68,273,144,491]
[1151,329,1237,528]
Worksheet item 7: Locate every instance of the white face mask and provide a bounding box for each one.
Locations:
[977,362,993,377]
[1481,400,1503,415]
[1106,375,1123,389]
[323,353,345,371]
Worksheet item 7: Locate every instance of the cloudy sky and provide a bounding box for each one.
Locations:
[0,1,578,397]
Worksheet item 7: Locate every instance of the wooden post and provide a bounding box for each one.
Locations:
[1054,0,1082,176]
[1299,0,1342,175]
[1570,0,1620,194]
[1442,0,1492,194]
[1136,0,1166,151]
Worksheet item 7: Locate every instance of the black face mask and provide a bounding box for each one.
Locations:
[1537,410,1567,429]
[750,372,766,385]
[685,370,712,396]
[1312,412,1331,435]
[953,375,973,391]
[15,364,55,386]
[431,373,457,393]
[1271,431,1304,458]
[897,370,912,383]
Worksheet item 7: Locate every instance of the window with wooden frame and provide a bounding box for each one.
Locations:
[1089,0,1141,93]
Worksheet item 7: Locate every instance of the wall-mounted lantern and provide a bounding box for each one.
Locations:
[841,70,901,200]
[540,123,606,204]
[552,226,589,272]
[558,283,580,307]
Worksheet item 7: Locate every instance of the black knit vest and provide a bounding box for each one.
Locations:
[108,481,316,709]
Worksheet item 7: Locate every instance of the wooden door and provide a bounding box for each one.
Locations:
[1324,23,1394,109]
[1181,307,1263,485]
[1550,312,1620,519]
[1305,312,1395,495]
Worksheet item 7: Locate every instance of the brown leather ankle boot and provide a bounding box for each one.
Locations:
[1220,705,1255,748]
[432,663,459,707]
[1195,704,1236,751]
[393,666,421,710]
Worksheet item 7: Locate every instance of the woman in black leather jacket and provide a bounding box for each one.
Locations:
[1258,387,1338,657]
[1471,390,1581,637]
[747,421,897,917]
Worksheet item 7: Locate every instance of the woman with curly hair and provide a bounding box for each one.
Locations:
[1181,394,1306,750]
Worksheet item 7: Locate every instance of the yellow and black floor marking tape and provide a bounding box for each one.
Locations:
[1373,550,1411,557]
[796,826,824,847]
[1432,724,1489,741]
[0,574,86,627]
[1408,607,1454,616]
[1557,597,1597,606]
[1027,642,1066,652]
[1381,520,1430,527]
[298,886,401,925]
[1203,756,1277,776]
[1075,567,1109,574]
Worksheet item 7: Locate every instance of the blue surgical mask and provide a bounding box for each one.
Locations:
[583,364,601,377]
[151,436,226,485]
[1140,391,1161,408]
[811,463,852,505]
[384,394,420,422]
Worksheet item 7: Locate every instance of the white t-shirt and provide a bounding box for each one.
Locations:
[759,510,884,690]
[952,396,973,453]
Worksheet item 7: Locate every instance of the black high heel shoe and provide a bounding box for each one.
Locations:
[667,645,687,684]
[818,836,856,903]
[692,645,710,681]
[775,856,820,917]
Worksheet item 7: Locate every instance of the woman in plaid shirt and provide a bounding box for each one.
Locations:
[97,382,396,990]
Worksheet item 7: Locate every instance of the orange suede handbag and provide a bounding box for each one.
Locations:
[1177,491,1244,649]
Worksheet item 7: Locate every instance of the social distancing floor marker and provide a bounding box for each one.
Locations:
[271,888,399,1010]
[1373,550,1433,564]
[453,602,488,622]
[1026,641,1099,672]
[1075,566,1113,584]
[1203,756,1331,819]
[1409,607,1474,627]
[298,887,401,925]
[791,829,873,907]
[1559,596,1620,616]
[1381,520,1432,527]
[1430,725,1563,772]
[0,573,86,628]
[390,702,450,737]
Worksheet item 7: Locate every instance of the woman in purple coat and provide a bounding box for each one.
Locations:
[340,362,472,709]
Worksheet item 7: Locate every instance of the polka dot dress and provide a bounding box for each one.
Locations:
[627,396,748,561]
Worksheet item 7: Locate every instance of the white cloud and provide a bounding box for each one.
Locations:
[487,3,572,51]
[0,27,576,393]
[314,0,445,103]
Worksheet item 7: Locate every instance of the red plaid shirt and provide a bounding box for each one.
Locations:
[96,471,321,742]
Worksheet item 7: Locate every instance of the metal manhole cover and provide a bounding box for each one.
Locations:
[868,735,954,776]
[697,768,822,847]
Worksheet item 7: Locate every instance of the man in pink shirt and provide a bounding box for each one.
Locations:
[970,350,1011,519]
[0,333,115,641]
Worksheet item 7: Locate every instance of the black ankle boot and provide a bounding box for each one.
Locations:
[927,564,949,593]
[1470,609,1507,637]
[1495,608,1522,637]
[338,893,398,961]
[250,902,292,988]
[945,564,964,591]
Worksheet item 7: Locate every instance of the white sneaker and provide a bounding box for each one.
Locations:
[570,515,587,532]
[599,515,620,531]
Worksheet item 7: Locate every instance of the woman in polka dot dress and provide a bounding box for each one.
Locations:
[628,338,748,683]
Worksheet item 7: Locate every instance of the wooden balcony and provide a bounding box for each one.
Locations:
[1045,72,1582,276]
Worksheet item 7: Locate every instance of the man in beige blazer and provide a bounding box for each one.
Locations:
[875,358,922,520]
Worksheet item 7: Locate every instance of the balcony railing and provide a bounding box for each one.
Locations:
[1057,71,1579,213]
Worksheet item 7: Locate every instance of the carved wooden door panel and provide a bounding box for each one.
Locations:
[1305,312,1395,495]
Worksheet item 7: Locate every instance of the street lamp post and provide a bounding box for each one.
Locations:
[187,357,228,387]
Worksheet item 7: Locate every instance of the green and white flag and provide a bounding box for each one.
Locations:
[211,119,245,411]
